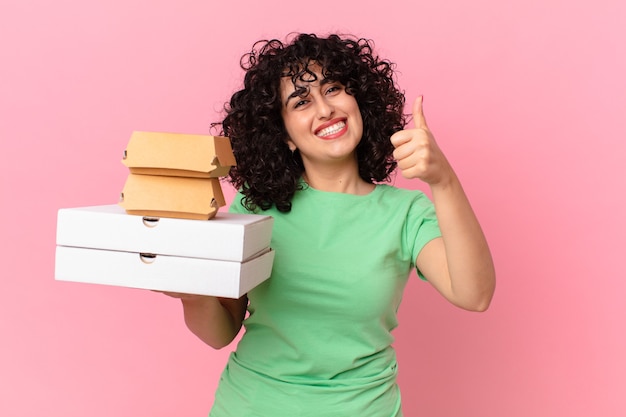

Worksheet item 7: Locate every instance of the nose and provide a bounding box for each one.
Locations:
[316,97,334,119]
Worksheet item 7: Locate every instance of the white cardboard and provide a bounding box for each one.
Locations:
[55,246,275,298]
[56,205,274,262]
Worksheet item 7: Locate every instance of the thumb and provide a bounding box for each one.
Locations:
[412,95,428,130]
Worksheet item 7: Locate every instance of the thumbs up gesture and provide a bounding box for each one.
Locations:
[390,96,453,186]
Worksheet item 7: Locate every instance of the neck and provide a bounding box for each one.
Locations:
[302,162,374,195]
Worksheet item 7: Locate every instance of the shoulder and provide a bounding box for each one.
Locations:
[228,191,285,216]
[375,183,433,206]
[228,192,259,214]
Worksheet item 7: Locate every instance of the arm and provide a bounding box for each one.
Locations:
[416,177,495,311]
[163,293,248,348]
[391,96,495,311]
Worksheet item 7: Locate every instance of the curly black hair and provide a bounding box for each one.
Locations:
[218,33,406,213]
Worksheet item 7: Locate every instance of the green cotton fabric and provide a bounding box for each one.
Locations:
[209,183,441,417]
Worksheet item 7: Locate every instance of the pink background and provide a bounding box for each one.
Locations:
[1,0,624,416]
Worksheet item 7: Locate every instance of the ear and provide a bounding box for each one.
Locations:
[286,138,297,152]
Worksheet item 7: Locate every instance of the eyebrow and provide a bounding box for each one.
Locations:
[284,78,333,107]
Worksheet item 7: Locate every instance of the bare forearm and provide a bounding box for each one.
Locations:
[430,174,496,311]
[181,296,245,349]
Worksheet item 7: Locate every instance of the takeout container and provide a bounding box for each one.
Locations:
[122,131,236,178]
[119,174,226,220]
[118,132,237,220]
[54,204,275,298]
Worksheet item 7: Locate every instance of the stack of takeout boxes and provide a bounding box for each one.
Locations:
[54,132,275,298]
[120,131,237,220]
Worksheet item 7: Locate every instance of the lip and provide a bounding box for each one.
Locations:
[314,118,347,140]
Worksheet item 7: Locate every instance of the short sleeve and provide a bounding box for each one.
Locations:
[404,193,441,280]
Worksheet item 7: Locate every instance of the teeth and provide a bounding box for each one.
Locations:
[317,121,345,137]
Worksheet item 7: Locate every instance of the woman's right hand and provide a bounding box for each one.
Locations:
[156,290,211,301]
[157,290,248,349]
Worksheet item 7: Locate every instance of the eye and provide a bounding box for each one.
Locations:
[325,85,342,95]
[294,98,309,109]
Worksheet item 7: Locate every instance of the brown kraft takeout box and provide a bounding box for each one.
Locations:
[119,173,226,220]
[122,131,236,178]
[118,131,236,220]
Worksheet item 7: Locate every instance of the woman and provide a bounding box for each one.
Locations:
[170,33,495,416]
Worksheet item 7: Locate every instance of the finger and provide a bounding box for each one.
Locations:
[390,129,412,148]
[412,95,428,130]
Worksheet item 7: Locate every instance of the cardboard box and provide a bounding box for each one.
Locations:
[56,204,274,262]
[119,174,226,220]
[55,204,275,297]
[55,246,274,298]
[122,131,236,178]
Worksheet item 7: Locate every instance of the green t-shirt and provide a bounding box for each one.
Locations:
[210,183,441,417]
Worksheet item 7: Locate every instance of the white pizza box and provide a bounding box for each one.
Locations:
[54,246,274,298]
[56,204,274,262]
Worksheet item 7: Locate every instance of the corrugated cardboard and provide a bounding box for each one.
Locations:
[56,204,274,262]
[55,246,275,298]
[119,174,226,220]
[122,131,236,178]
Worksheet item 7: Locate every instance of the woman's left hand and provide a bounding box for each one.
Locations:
[390,96,454,186]
[392,96,496,312]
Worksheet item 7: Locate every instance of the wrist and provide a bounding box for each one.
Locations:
[429,168,458,192]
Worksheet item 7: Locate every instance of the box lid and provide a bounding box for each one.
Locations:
[122,131,237,178]
[56,204,274,262]
[119,174,226,220]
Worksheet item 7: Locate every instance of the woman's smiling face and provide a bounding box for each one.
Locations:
[280,64,363,167]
